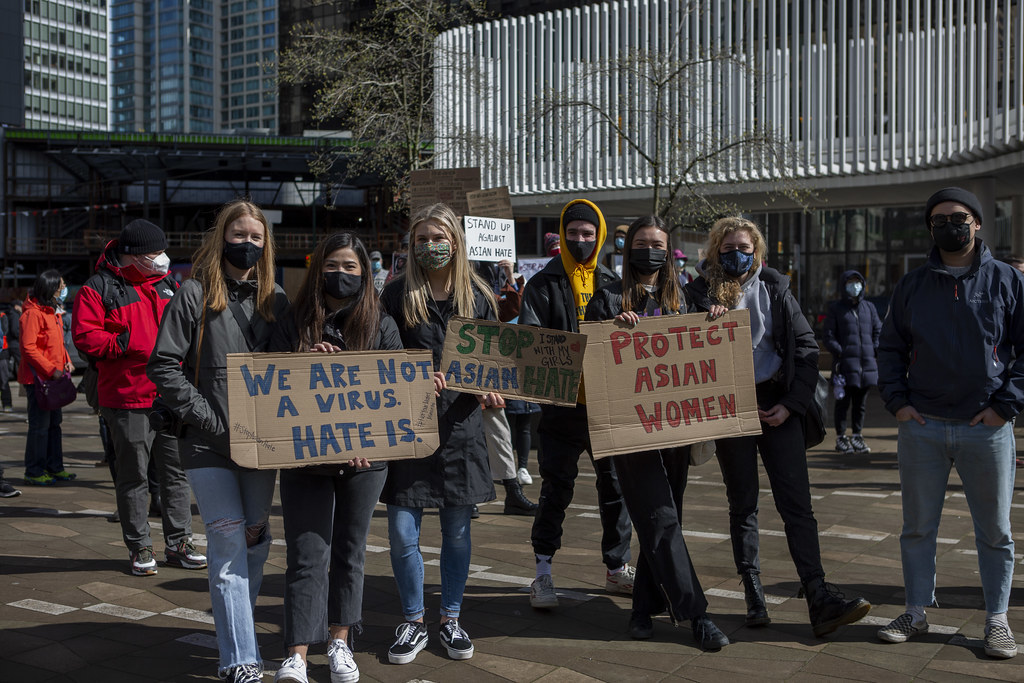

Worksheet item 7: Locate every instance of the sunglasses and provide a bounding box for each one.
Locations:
[928,212,974,228]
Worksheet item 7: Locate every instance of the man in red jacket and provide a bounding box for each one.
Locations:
[73,220,205,577]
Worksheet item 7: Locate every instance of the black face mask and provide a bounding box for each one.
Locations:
[931,223,973,253]
[629,248,667,275]
[324,270,363,300]
[565,239,596,263]
[223,241,263,271]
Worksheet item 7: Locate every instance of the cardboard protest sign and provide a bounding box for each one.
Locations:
[580,310,761,459]
[408,167,481,216]
[440,316,585,406]
[466,186,514,219]
[227,350,440,469]
[464,216,516,263]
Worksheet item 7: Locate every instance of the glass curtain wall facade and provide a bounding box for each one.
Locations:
[23,0,108,130]
[220,0,277,131]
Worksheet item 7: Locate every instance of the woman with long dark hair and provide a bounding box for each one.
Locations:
[20,269,75,485]
[274,232,400,683]
[686,216,871,638]
[148,200,294,683]
[584,216,727,651]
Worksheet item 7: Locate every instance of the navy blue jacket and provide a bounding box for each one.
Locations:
[877,239,1024,421]
[822,270,882,388]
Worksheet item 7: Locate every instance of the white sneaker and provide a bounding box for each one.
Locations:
[605,563,635,594]
[274,653,307,683]
[328,638,360,682]
[517,467,533,485]
[530,574,559,608]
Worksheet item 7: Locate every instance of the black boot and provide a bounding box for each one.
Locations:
[502,478,538,516]
[802,576,871,637]
[691,613,729,651]
[741,571,771,627]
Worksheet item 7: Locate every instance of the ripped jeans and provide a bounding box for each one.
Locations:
[187,466,277,673]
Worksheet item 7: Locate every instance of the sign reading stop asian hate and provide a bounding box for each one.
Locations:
[440,316,586,406]
[226,350,440,469]
[580,310,762,459]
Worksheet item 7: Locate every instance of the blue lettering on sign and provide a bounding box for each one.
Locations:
[292,425,316,460]
[278,395,299,417]
[241,364,275,396]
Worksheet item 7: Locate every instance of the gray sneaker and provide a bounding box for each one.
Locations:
[530,574,559,609]
[877,613,928,643]
[850,434,871,453]
[0,480,22,497]
[835,435,854,454]
[985,624,1018,659]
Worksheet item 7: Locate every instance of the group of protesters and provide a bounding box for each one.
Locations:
[7,183,1021,682]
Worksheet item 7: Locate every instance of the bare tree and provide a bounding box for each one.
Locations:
[278,0,489,209]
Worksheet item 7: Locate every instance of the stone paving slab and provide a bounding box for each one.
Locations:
[1,390,1023,681]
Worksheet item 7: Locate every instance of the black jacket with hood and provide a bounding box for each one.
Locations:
[686,265,819,417]
[822,270,882,388]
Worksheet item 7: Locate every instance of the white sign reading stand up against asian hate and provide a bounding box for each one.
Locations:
[463,216,517,263]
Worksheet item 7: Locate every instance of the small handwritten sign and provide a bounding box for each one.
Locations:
[440,316,586,406]
[464,216,517,263]
[227,350,440,469]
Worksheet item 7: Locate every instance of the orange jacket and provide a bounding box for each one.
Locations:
[18,297,69,384]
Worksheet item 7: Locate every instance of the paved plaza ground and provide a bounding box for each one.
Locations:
[2,389,1023,682]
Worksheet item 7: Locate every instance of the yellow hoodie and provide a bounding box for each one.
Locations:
[558,198,608,321]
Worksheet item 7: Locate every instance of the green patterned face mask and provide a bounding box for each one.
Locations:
[414,242,453,270]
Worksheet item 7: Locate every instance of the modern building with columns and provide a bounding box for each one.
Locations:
[434,0,1024,320]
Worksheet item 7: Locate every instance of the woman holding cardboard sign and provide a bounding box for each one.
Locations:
[686,217,870,638]
[584,215,728,651]
[274,232,402,683]
[148,200,294,683]
[378,202,499,666]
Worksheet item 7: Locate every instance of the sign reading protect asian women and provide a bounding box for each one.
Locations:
[440,316,586,407]
[226,350,440,469]
[580,310,762,459]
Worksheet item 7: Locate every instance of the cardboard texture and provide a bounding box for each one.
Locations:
[581,310,762,459]
[408,167,481,216]
[227,350,440,469]
[440,316,585,407]
[463,216,517,263]
[466,186,514,219]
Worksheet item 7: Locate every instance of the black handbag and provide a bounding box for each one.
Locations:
[32,369,77,411]
[802,373,829,449]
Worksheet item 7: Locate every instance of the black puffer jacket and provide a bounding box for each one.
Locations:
[584,280,690,321]
[520,256,618,333]
[378,277,497,508]
[822,270,881,388]
[686,266,818,416]
[147,278,296,470]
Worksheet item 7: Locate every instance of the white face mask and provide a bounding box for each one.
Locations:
[136,252,171,275]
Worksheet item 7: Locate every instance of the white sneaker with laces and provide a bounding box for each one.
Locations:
[530,574,559,608]
[274,653,307,683]
[328,638,360,682]
[517,467,533,485]
[606,563,635,594]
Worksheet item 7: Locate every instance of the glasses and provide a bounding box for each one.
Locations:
[928,212,974,228]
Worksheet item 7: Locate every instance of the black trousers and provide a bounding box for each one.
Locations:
[834,384,870,435]
[714,381,825,584]
[531,404,632,570]
[615,447,708,621]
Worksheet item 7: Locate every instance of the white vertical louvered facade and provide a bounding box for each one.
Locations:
[435,0,1024,200]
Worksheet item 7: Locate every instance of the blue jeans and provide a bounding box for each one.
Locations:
[387,504,473,621]
[23,384,63,478]
[187,466,277,673]
[897,418,1015,613]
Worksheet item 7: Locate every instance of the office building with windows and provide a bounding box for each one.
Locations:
[23,0,108,130]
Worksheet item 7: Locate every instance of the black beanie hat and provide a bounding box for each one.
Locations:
[119,219,167,255]
[924,187,983,229]
[561,202,601,230]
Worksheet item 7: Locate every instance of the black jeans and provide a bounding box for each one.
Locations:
[508,411,540,471]
[714,381,824,584]
[280,465,387,645]
[834,384,869,435]
[615,447,708,621]
[531,404,632,570]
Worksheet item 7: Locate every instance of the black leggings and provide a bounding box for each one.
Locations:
[507,411,539,470]
[834,384,869,435]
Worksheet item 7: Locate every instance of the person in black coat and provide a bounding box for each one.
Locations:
[686,217,871,638]
[378,203,499,666]
[822,270,882,455]
[585,215,728,652]
[274,232,401,683]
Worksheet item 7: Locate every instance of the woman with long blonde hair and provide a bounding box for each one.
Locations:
[148,199,295,683]
[378,202,499,666]
[686,216,871,639]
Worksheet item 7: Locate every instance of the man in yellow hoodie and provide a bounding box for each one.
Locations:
[519,199,634,608]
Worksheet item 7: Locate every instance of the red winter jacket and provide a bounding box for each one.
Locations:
[18,297,69,385]
[72,242,178,409]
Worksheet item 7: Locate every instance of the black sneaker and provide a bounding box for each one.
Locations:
[222,662,262,683]
[388,621,427,665]
[628,612,653,640]
[850,434,871,453]
[691,614,729,651]
[0,480,22,497]
[439,619,474,660]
